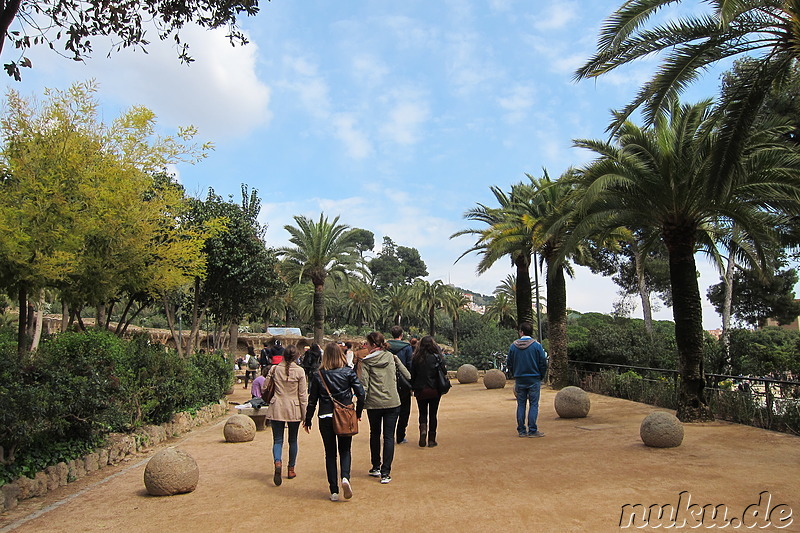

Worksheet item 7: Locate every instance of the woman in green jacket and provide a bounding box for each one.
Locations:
[359,331,411,484]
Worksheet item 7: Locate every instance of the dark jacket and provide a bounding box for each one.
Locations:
[410,352,440,392]
[507,337,548,385]
[387,339,413,369]
[304,366,366,428]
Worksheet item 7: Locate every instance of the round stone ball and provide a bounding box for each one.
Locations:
[554,386,591,418]
[456,364,479,384]
[223,414,256,443]
[144,447,199,496]
[640,411,684,448]
[483,369,507,389]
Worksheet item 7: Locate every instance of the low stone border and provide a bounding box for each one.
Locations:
[0,400,229,512]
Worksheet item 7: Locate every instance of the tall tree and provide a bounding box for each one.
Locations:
[0,0,260,80]
[441,286,470,354]
[408,279,448,337]
[571,98,800,421]
[368,236,428,289]
[278,213,361,345]
[452,186,534,325]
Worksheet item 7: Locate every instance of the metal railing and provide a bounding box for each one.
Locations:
[567,360,800,435]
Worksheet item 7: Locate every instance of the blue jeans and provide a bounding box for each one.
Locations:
[367,407,400,476]
[271,420,300,466]
[515,380,541,434]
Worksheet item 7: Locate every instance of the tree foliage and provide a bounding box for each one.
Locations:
[367,236,428,289]
[1,0,261,80]
[707,267,800,329]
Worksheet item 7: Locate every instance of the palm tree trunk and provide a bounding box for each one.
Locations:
[514,254,533,325]
[633,245,654,337]
[428,305,436,337]
[547,260,568,389]
[721,253,735,373]
[665,229,714,422]
[313,282,325,345]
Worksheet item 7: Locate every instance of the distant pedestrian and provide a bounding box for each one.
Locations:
[266,345,308,485]
[259,341,272,368]
[387,325,413,444]
[344,341,355,368]
[251,366,269,399]
[507,322,548,438]
[360,331,411,484]
[244,345,259,389]
[302,343,323,382]
[271,339,285,365]
[304,343,366,502]
[410,335,446,447]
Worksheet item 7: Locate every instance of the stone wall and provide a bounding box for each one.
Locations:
[0,400,229,512]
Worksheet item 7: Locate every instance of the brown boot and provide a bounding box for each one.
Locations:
[287,466,296,479]
[419,424,427,447]
[273,460,282,486]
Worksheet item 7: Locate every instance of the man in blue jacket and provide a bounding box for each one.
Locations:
[507,322,548,438]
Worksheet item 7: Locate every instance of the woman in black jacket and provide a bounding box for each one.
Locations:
[304,342,365,502]
[411,336,445,448]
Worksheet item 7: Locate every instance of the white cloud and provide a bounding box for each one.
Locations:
[351,54,389,88]
[16,25,271,143]
[380,92,430,146]
[332,113,373,159]
[498,84,536,123]
[532,3,578,31]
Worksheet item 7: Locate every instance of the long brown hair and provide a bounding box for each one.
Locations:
[366,331,390,351]
[283,345,299,367]
[321,342,346,370]
[413,335,441,365]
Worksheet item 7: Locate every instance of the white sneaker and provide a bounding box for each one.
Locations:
[342,478,353,499]
[330,493,339,502]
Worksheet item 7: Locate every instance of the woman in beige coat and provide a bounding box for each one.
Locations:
[266,345,308,486]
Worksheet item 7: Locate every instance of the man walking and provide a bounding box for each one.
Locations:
[387,325,413,444]
[507,322,548,438]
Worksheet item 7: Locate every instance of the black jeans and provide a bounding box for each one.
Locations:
[396,389,412,442]
[244,370,257,387]
[318,417,352,495]
[367,406,400,476]
[416,395,441,439]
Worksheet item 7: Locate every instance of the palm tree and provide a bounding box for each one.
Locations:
[451,186,534,325]
[277,213,361,345]
[575,0,800,131]
[441,286,470,354]
[484,292,516,329]
[491,274,545,331]
[382,284,409,326]
[408,279,448,336]
[343,278,381,328]
[571,98,800,421]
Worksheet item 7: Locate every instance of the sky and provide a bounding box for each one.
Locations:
[2,0,735,329]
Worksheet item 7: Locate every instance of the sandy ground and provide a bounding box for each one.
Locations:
[1,381,798,533]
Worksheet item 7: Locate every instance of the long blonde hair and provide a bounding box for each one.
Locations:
[321,342,347,370]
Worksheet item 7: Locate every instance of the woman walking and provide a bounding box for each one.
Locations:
[265,345,308,486]
[360,331,411,484]
[411,336,446,447]
[304,343,365,501]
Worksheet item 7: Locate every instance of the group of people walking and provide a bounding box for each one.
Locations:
[250,328,447,501]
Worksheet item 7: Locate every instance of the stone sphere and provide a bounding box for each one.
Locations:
[483,369,507,389]
[554,386,591,418]
[640,411,684,448]
[223,414,256,443]
[456,364,479,384]
[144,447,199,496]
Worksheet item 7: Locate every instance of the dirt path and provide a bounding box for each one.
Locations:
[1,382,798,532]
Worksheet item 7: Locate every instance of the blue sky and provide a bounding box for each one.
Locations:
[3,0,732,329]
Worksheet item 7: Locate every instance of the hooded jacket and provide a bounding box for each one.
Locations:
[507,337,548,385]
[360,349,412,409]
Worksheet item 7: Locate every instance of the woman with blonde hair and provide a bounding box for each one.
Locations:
[265,344,307,486]
[304,343,365,501]
[359,331,411,484]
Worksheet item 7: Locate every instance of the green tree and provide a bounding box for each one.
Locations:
[278,213,361,345]
[441,285,470,354]
[408,279,448,337]
[452,186,534,325]
[571,98,800,421]
[368,236,428,289]
[484,292,516,329]
[707,266,800,329]
[0,0,260,80]
[350,228,375,258]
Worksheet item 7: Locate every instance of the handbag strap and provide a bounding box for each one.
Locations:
[318,370,349,409]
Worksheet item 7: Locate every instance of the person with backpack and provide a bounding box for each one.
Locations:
[304,343,365,502]
[387,325,413,444]
[259,341,272,368]
[244,345,260,389]
[302,343,322,383]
